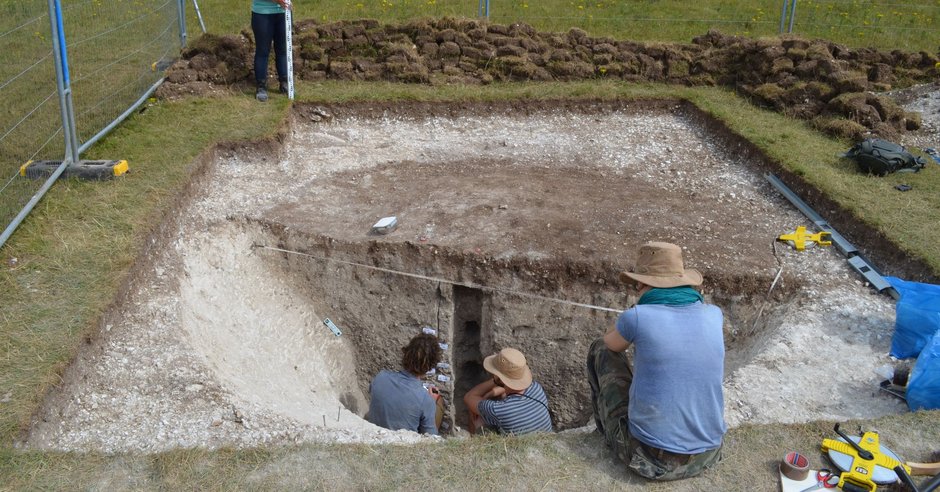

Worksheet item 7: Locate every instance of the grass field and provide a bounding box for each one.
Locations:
[194,0,940,52]
[2,0,940,490]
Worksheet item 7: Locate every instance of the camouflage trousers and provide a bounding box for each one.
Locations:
[585,339,721,481]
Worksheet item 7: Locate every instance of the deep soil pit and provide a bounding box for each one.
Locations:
[259,223,802,432]
[24,100,908,452]
[256,155,808,432]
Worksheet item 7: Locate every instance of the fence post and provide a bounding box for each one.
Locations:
[787,0,797,33]
[780,0,797,33]
[50,0,79,163]
[177,0,188,47]
[478,0,490,19]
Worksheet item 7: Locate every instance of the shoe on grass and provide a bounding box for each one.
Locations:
[256,86,268,102]
[278,81,289,94]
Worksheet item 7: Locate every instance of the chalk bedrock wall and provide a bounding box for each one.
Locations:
[276,234,625,430]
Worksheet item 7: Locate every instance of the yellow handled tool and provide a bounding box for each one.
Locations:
[779,226,832,251]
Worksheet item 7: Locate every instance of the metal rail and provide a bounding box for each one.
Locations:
[765,173,899,300]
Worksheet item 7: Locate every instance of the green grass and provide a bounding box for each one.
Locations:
[191,0,940,51]
[1,413,938,490]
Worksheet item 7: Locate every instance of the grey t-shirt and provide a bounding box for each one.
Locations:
[367,370,437,435]
[616,302,727,454]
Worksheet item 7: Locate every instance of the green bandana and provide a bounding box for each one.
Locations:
[638,286,704,306]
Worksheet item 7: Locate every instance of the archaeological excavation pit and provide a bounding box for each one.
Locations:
[24,100,910,452]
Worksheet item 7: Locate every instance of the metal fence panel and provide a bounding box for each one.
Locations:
[0,0,181,245]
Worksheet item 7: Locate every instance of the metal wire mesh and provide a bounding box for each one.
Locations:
[0,2,61,229]
[65,0,179,148]
[0,0,181,235]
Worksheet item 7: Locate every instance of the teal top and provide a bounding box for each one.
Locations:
[251,0,285,15]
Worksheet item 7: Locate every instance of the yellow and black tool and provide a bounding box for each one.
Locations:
[778,225,832,251]
[821,423,911,492]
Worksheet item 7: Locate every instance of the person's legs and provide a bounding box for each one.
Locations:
[251,11,274,88]
[270,12,288,89]
[586,339,633,462]
[626,437,722,481]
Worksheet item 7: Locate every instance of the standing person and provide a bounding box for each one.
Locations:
[586,241,726,481]
[367,334,444,435]
[464,347,553,435]
[250,0,291,102]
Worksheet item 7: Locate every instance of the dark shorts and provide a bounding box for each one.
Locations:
[585,339,721,481]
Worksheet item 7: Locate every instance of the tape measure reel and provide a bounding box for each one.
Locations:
[821,424,910,492]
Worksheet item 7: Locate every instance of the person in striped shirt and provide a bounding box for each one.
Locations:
[463,347,553,435]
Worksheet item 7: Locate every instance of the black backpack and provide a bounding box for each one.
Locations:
[845,139,927,176]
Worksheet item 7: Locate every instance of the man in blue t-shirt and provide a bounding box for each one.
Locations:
[586,241,726,481]
[464,347,553,435]
[367,334,443,435]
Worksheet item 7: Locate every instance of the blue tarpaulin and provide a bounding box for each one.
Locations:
[907,330,940,410]
[886,276,940,359]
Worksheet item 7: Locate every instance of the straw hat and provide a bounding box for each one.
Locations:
[620,241,703,289]
[482,348,533,391]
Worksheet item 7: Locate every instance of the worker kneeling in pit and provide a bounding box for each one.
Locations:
[463,347,553,435]
[367,334,445,435]
[586,241,726,480]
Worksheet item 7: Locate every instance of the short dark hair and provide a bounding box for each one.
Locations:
[402,334,442,375]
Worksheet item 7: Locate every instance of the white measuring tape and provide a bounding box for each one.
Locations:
[253,244,625,314]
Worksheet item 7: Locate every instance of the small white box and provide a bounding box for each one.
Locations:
[371,216,398,235]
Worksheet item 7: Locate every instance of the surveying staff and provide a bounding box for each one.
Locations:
[250,0,291,102]
[586,241,726,480]
[464,347,553,435]
[367,334,445,434]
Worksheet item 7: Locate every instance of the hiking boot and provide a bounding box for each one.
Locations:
[256,86,268,102]
[278,81,289,94]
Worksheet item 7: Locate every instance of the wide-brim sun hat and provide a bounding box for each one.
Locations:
[482,347,533,391]
[620,241,703,289]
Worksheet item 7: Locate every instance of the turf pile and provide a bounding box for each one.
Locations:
[157,19,940,140]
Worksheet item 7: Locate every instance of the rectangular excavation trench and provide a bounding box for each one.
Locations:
[23,101,911,452]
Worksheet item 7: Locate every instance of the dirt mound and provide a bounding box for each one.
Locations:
[155,33,253,99]
[158,20,939,139]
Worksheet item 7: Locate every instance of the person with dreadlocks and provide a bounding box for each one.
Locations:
[366,333,444,435]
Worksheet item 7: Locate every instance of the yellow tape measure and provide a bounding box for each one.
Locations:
[821,424,911,491]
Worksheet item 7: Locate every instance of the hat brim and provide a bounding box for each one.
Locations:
[482,353,532,391]
[620,268,703,288]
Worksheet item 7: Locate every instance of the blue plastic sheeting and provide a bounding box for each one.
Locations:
[886,277,940,359]
[907,330,940,411]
